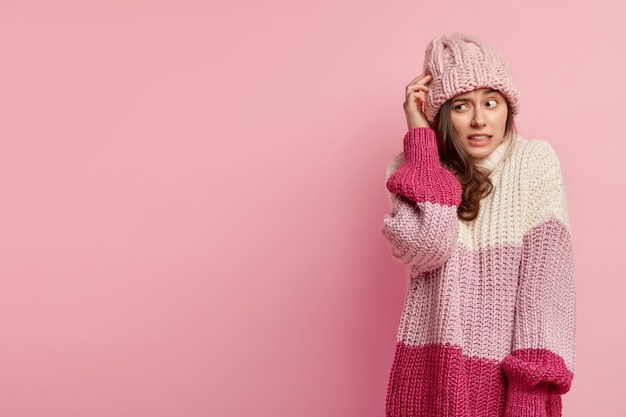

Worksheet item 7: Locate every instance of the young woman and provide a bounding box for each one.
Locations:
[382,33,575,417]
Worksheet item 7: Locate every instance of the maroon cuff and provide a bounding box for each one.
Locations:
[502,349,573,417]
[401,128,441,166]
[502,349,572,394]
[386,128,461,206]
[505,380,562,417]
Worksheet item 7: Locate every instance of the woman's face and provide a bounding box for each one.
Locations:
[449,88,509,159]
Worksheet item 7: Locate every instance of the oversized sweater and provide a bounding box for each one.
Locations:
[382,128,575,417]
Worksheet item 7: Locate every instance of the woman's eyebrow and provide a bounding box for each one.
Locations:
[452,89,499,103]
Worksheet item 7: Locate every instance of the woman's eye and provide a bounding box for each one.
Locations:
[454,104,468,111]
[485,99,498,108]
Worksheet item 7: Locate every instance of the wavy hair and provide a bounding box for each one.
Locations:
[433,100,516,221]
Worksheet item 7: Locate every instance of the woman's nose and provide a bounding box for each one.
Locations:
[471,109,486,127]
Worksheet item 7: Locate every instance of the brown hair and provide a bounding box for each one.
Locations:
[433,100,516,221]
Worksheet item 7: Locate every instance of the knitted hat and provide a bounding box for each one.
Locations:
[423,33,520,123]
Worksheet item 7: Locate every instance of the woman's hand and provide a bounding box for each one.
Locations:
[404,74,432,130]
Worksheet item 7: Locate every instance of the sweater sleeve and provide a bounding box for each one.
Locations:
[381,128,462,274]
[502,141,575,417]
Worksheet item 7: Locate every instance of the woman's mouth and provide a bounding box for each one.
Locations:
[467,134,492,146]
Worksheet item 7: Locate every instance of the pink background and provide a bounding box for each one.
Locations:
[0,1,624,416]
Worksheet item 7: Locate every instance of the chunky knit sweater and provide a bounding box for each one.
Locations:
[382,128,575,417]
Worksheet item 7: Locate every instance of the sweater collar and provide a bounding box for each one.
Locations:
[475,135,516,172]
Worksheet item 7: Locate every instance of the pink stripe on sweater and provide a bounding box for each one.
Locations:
[386,343,568,417]
[382,199,458,274]
[397,243,522,360]
[386,342,507,417]
[394,216,574,370]
[515,217,575,371]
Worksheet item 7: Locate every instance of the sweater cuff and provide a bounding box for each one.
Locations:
[505,380,560,417]
[386,128,461,206]
[401,128,440,166]
[502,349,572,417]
[502,349,572,394]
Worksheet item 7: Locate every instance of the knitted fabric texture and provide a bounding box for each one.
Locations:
[423,33,520,123]
[386,128,462,206]
[382,128,575,417]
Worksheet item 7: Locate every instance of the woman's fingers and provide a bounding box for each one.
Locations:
[405,85,429,109]
[404,74,432,129]
[406,84,429,97]
[405,74,432,101]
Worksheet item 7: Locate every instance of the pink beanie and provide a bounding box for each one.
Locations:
[423,33,520,123]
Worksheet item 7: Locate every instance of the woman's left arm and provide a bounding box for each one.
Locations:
[502,141,576,417]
